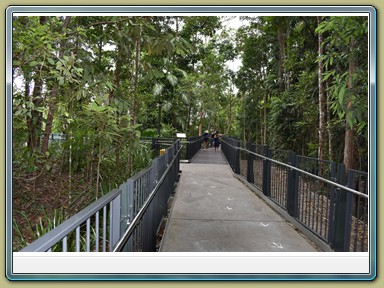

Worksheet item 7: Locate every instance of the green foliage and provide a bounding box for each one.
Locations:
[160,124,178,138]
[12,15,369,251]
[142,128,158,137]
[318,16,368,135]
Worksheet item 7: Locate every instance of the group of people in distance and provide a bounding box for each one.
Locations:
[203,130,223,151]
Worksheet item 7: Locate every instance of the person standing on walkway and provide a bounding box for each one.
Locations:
[203,130,210,149]
[212,130,222,151]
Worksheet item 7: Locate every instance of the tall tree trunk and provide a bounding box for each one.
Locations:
[175,16,179,37]
[41,87,57,154]
[317,16,326,164]
[187,105,191,134]
[24,78,31,144]
[109,46,122,103]
[344,127,355,171]
[263,90,268,145]
[132,25,141,126]
[259,106,263,145]
[27,16,47,151]
[96,146,102,200]
[243,94,246,143]
[343,37,357,171]
[277,23,285,92]
[227,92,232,135]
[30,77,43,149]
[41,16,71,154]
[326,80,333,161]
[198,110,203,136]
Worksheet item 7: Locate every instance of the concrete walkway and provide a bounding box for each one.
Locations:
[160,148,318,252]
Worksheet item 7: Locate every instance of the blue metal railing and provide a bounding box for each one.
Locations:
[20,140,182,252]
[141,136,203,162]
[221,136,369,252]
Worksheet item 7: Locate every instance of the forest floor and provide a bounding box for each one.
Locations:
[13,169,177,252]
[12,172,95,252]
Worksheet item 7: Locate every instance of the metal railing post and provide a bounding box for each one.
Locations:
[287,151,299,217]
[246,142,254,183]
[327,162,338,244]
[110,194,121,251]
[332,163,352,252]
[186,138,191,160]
[234,140,240,174]
[123,178,135,251]
[262,145,271,197]
[119,182,129,240]
[150,156,160,248]
[345,170,355,251]
[151,137,159,154]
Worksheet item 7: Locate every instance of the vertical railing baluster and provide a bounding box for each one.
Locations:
[96,211,99,252]
[361,196,368,252]
[287,151,298,218]
[110,195,121,251]
[86,218,90,252]
[76,226,80,252]
[305,168,311,227]
[63,236,67,252]
[103,205,107,252]
[262,146,271,197]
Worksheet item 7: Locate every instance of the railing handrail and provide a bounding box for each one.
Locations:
[296,154,336,165]
[140,136,201,143]
[19,188,122,252]
[112,142,182,252]
[221,137,368,199]
[20,139,182,252]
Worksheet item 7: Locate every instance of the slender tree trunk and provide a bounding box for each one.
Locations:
[187,105,191,134]
[277,24,285,92]
[343,37,357,171]
[41,88,56,154]
[326,80,333,161]
[243,95,246,143]
[24,78,31,143]
[263,90,268,145]
[68,130,72,203]
[89,145,94,189]
[254,97,258,144]
[27,16,47,150]
[317,16,326,166]
[284,27,290,91]
[344,127,355,171]
[132,25,141,126]
[98,24,103,68]
[27,78,43,150]
[109,46,122,103]
[198,110,203,136]
[96,146,102,200]
[41,16,71,154]
[227,92,232,135]
[259,107,263,145]
[126,152,132,178]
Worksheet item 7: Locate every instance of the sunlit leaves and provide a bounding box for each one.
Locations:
[166,74,178,86]
[153,83,164,96]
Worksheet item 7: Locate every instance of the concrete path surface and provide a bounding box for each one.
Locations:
[160,148,318,252]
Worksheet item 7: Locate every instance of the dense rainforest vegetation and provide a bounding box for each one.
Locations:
[12,15,369,250]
